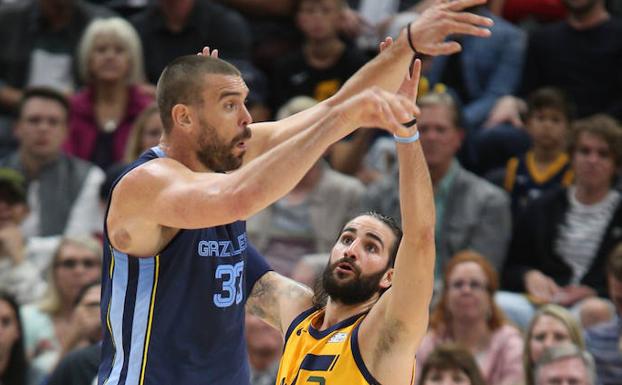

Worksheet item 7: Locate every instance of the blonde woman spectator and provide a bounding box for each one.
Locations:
[20,236,102,373]
[524,304,585,385]
[64,17,153,170]
[416,250,524,385]
[123,104,162,162]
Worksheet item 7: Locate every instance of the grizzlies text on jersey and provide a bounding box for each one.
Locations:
[98,148,271,385]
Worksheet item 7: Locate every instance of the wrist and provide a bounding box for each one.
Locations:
[394,130,419,144]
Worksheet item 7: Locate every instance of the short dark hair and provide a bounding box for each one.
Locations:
[527,87,575,121]
[417,344,487,385]
[567,114,622,167]
[156,55,241,133]
[17,87,69,119]
[0,291,28,385]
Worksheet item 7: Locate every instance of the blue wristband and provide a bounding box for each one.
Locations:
[394,130,419,144]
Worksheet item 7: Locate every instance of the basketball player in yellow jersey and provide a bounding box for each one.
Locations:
[247,53,436,385]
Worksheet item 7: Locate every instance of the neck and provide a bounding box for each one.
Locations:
[430,160,453,187]
[95,81,128,103]
[450,317,490,351]
[321,296,376,330]
[574,184,611,205]
[40,0,73,30]
[305,39,344,69]
[158,141,209,173]
[532,147,564,165]
[567,3,609,30]
[19,150,57,177]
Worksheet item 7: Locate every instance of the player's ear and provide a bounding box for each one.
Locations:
[380,268,394,290]
[171,104,193,130]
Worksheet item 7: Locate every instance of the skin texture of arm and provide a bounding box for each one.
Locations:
[358,60,437,385]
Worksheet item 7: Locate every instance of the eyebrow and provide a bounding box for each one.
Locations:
[342,227,385,249]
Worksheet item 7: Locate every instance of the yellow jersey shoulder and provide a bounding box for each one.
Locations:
[276,308,381,385]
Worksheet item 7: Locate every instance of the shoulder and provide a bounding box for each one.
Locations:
[70,88,95,116]
[455,166,510,204]
[585,317,619,340]
[322,167,365,193]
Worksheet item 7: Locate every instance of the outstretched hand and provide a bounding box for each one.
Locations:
[408,0,494,56]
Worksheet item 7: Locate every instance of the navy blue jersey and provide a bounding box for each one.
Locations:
[504,151,573,215]
[98,148,272,385]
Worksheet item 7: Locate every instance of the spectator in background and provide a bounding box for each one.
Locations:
[0,0,114,156]
[416,344,487,385]
[488,0,567,25]
[270,0,369,111]
[494,88,574,218]
[416,251,524,385]
[534,344,596,385]
[585,242,622,385]
[0,292,46,385]
[523,304,586,385]
[46,281,102,385]
[426,4,526,133]
[131,0,253,84]
[0,88,104,238]
[21,236,101,373]
[123,104,162,163]
[247,96,365,276]
[245,314,282,385]
[0,169,49,304]
[363,92,511,280]
[484,0,622,167]
[501,115,622,329]
[64,17,153,171]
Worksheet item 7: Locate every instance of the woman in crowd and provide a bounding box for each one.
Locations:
[417,250,524,385]
[123,104,162,163]
[20,236,102,373]
[0,292,45,385]
[65,17,152,170]
[523,304,585,385]
[417,344,487,385]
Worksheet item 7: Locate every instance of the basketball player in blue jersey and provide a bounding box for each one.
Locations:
[98,1,492,384]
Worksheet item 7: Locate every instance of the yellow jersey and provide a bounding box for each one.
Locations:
[276,308,381,385]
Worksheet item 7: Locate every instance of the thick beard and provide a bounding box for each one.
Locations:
[319,258,388,306]
[196,117,251,172]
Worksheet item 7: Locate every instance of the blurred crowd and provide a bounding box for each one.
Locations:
[0,0,621,384]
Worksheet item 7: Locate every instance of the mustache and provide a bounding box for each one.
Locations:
[230,126,252,145]
[330,257,361,275]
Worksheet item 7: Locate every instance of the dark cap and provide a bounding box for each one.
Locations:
[0,168,27,205]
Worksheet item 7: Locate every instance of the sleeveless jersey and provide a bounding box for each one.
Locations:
[504,151,573,214]
[277,308,383,385]
[98,148,272,385]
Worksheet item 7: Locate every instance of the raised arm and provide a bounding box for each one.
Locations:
[244,0,493,162]
[108,88,417,256]
[358,60,436,384]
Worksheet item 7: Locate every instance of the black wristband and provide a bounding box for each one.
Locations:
[402,117,417,128]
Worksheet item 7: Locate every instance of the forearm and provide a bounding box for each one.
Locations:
[326,30,412,107]
[232,109,357,219]
[329,129,375,174]
[386,138,435,325]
